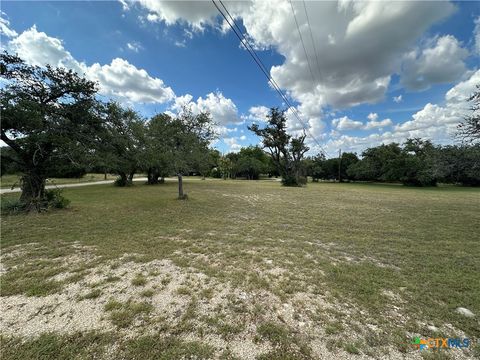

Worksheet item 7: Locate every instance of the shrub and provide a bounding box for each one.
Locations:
[281,175,306,187]
[1,188,70,214]
[44,189,71,209]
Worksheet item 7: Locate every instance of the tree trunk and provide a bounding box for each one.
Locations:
[116,172,128,186]
[20,170,46,211]
[159,176,165,184]
[147,168,160,185]
[177,174,185,199]
[128,171,135,185]
[104,170,107,180]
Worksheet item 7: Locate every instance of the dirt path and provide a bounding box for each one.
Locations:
[0,178,149,194]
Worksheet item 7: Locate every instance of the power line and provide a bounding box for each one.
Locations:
[288,0,316,84]
[302,0,324,83]
[212,0,327,156]
[216,1,298,117]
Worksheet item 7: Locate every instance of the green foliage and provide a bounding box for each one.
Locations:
[2,188,69,214]
[221,146,270,180]
[100,102,145,187]
[249,107,308,186]
[457,84,480,143]
[0,52,101,210]
[345,139,479,186]
[434,143,480,186]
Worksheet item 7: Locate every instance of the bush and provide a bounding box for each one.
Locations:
[281,175,306,187]
[114,176,133,187]
[1,188,70,214]
[44,189,71,209]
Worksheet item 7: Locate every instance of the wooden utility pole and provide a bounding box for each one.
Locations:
[338,149,342,183]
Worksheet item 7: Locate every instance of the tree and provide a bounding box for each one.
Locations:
[400,138,437,186]
[101,102,145,186]
[434,144,480,186]
[457,85,480,142]
[143,113,175,185]
[347,143,404,182]
[194,148,220,180]
[1,52,101,210]
[167,107,216,199]
[248,107,309,186]
[338,152,358,182]
[304,154,326,182]
[227,146,270,180]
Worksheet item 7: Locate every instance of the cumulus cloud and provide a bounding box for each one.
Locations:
[8,25,85,74]
[131,0,219,31]
[242,105,270,123]
[400,35,469,91]
[474,16,480,55]
[129,0,457,148]
[332,113,392,132]
[87,59,175,103]
[332,116,363,131]
[324,70,480,154]
[170,91,239,126]
[6,25,174,105]
[0,14,18,38]
[224,136,243,152]
[393,95,403,103]
[364,118,392,130]
[131,1,454,108]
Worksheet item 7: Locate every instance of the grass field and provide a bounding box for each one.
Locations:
[1,179,479,359]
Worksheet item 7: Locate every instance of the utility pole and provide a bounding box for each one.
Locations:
[338,149,342,183]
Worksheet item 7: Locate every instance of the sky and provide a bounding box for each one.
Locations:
[1,0,479,157]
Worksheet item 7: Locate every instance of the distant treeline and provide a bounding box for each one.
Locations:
[303,139,480,186]
[214,139,480,186]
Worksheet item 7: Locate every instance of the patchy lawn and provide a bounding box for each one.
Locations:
[1,179,479,359]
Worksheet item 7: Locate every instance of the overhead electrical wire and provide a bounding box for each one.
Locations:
[212,0,327,155]
[288,0,317,84]
[302,0,324,83]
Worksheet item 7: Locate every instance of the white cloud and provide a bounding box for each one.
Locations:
[332,116,363,131]
[474,16,480,55]
[87,58,175,103]
[133,0,219,31]
[118,0,130,11]
[224,137,242,152]
[367,113,378,122]
[129,0,457,146]
[171,91,239,126]
[8,25,85,74]
[364,118,392,130]
[0,14,18,38]
[174,40,186,48]
[400,35,469,91]
[6,25,174,105]
[393,95,403,103]
[126,41,142,52]
[242,105,270,123]
[332,113,392,132]
[323,70,480,155]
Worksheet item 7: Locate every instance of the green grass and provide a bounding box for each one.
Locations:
[104,299,153,328]
[0,332,214,360]
[131,273,147,286]
[1,179,479,358]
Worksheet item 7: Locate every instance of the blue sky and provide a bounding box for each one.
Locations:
[1,1,479,157]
